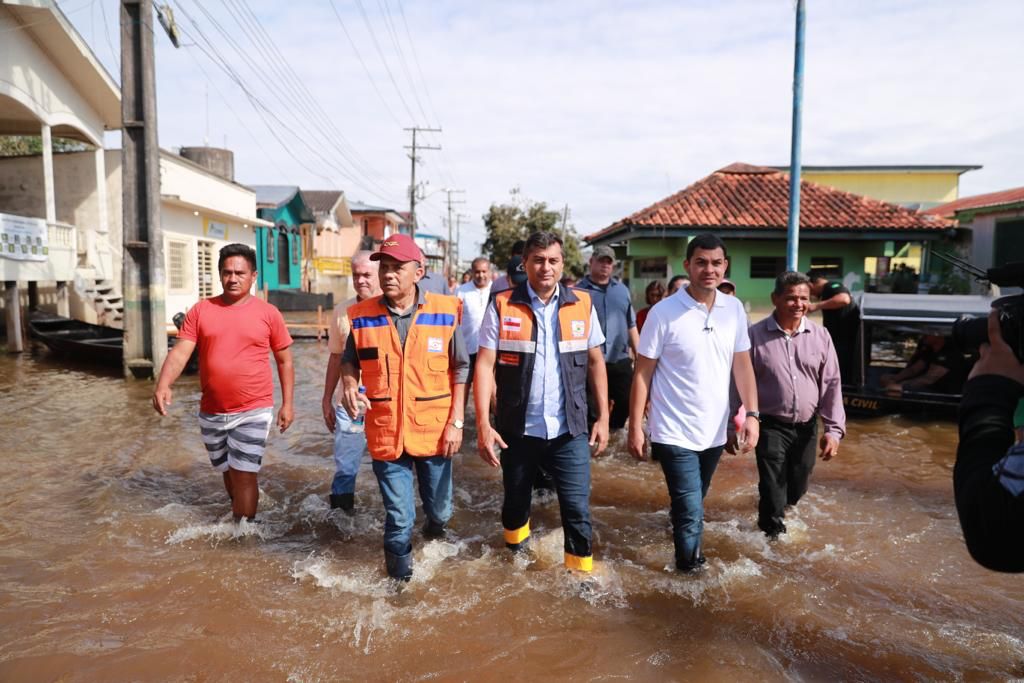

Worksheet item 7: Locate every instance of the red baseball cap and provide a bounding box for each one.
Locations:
[370,233,424,263]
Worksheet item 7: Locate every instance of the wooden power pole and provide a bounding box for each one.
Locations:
[403,126,440,238]
[121,0,167,379]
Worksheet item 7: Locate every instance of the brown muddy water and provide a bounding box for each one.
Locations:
[1,341,1022,682]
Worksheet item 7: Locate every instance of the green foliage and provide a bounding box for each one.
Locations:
[481,189,586,277]
[0,135,91,157]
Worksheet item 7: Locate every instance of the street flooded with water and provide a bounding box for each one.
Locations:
[1,340,1022,682]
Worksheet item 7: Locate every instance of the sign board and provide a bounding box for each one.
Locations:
[0,212,48,261]
[204,219,228,240]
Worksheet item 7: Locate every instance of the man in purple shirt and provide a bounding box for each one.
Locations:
[734,271,845,539]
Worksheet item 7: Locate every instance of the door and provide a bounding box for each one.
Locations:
[278,231,291,286]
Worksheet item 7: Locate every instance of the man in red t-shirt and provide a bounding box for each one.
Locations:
[153,243,294,522]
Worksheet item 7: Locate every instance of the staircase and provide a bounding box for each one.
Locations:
[71,267,124,328]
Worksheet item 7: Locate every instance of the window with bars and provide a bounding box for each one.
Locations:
[633,257,667,278]
[167,239,191,293]
[291,232,299,265]
[809,257,843,279]
[266,228,276,262]
[197,240,215,299]
[750,256,787,279]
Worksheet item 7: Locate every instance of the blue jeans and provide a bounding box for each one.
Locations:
[500,432,593,569]
[372,453,453,578]
[651,442,724,570]
[332,404,367,496]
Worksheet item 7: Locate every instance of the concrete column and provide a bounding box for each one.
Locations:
[5,281,24,353]
[94,147,109,234]
[55,281,69,317]
[41,124,56,225]
[27,281,39,311]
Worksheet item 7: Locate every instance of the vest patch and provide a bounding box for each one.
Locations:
[502,316,522,332]
[427,337,444,352]
[571,320,586,338]
[498,352,520,366]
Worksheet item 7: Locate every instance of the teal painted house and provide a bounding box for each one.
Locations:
[251,186,314,291]
[585,163,958,309]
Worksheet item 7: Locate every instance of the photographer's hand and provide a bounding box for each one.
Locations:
[969,310,1024,384]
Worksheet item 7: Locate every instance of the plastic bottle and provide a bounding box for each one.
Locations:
[348,387,366,433]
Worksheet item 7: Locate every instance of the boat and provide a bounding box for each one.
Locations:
[28,312,197,372]
[841,292,993,418]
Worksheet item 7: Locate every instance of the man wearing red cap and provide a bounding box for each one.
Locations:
[340,234,469,581]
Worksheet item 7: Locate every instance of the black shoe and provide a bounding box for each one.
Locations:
[423,519,448,540]
[677,555,707,574]
[329,493,354,512]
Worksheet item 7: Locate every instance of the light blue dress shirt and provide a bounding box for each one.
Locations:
[478,283,605,439]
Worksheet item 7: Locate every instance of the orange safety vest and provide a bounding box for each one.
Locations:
[348,291,461,461]
[492,283,592,439]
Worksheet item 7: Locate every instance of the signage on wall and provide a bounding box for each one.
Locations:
[0,212,48,261]
[204,218,228,240]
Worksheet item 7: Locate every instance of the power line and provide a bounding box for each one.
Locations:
[404,126,441,238]
[353,0,419,124]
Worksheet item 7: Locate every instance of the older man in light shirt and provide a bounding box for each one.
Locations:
[456,257,493,389]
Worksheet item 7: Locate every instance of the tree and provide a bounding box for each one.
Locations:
[0,135,91,157]
[481,189,586,277]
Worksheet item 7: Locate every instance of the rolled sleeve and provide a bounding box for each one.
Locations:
[587,306,605,349]
[477,300,499,351]
[449,326,470,384]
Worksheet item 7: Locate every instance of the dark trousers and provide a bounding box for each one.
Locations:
[500,432,593,567]
[756,416,818,536]
[588,357,633,430]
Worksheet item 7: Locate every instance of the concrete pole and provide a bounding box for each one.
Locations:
[41,124,56,225]
[94,147,109,235]
[5,281,23,353]
[785,0,806,272]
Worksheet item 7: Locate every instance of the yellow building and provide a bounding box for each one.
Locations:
[774,165,980,210]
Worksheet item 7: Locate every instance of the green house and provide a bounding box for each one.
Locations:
[251,186,314,292]
[585,163,958,309]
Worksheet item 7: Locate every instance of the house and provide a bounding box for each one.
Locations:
[250,186,314,293]
[303,189,360,299]
[585,163,957,307]
[925,186,1024,283]
[413,232,447,274]
[349,201,404,250]
[0,0,120,330]
[774,165,980,210]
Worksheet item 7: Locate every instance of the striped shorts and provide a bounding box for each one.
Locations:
[198,407,274,473]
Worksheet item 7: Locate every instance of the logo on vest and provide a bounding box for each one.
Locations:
[571,320,586,338]
[502,316,522,332]
[427,337,444,352]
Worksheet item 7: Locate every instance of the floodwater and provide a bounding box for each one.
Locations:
[1,341,1022,682]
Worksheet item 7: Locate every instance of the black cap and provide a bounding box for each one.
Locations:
[507,255,527,285]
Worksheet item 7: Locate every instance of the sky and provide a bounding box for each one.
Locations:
[65,0,1024,260]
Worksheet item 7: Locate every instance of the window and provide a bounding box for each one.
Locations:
[197,240,215,299]
[291,232,300,265]
[810,257,843,279]
[633,257,667,279]
[266,228,276,262]
[167,239,191,293]
[750,256,786,279]
[994,220,1024,268]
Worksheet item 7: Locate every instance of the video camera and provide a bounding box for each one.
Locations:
[943,260,1024,362]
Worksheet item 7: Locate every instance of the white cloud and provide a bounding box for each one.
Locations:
[71,0,1024,255]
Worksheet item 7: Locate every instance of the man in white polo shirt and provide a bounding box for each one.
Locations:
[455,256,493,389]
[627,233,760,573]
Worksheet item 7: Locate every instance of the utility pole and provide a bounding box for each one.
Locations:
[455,213,471,274]
[560,204,570,234]
[785,0,806,271]
[121,0,167,379]
[443,189,465,277]
[403,127,441,239]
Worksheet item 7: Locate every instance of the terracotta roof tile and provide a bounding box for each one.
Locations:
[924,186,1024,218]
[586,163,955,242]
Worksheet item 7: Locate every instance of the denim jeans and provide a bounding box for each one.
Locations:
[500,432,593,570]
[371,453,453,578]
[651,442,724,570]
[332,404,367,496]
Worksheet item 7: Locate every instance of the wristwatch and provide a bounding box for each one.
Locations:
[745,410,761,421]
[451,419,465,429]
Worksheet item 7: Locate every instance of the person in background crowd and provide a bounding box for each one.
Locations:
[575,245,638,432]
[447,275,458,293]
[340,234,469,581]
[637,280,666,332]
[461,271,472,285]
[807,271,861,384]
[418,268,449,295]
[474,231,609,574]
[493,240,527,291]
[153,243,294,523]
[456,257,493,391]
[717,279,736,296]
[666,275,690,298]
[560,275,578,288]
[954,310,1024,572]
[880,334,969,396]
[628,233,759,573]
[738,271,844,540]
[321,251,380,512]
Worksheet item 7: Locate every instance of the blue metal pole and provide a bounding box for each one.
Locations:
[786,0,806,271]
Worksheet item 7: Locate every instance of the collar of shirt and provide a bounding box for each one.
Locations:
[769,313,808,336]
[383,285,426,317]
[526,282,560,307]
[677,286,727,311]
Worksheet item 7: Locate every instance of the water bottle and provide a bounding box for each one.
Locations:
[348,387,366,433]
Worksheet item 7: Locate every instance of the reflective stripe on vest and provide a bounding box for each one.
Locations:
[492,284,592,439]
[348,292,461,460]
